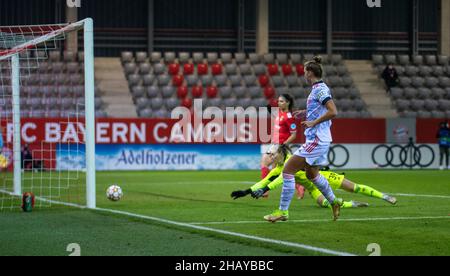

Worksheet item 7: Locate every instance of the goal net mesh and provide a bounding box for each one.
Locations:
[0,21,94,210]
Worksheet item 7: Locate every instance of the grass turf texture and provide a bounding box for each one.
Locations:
[0,170,449,256]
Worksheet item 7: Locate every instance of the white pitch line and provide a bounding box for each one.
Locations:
[0,189,355,256]
[190,216,450,225]
[94,207,356,256]
[330,190,450,200]
[390,193,450,199]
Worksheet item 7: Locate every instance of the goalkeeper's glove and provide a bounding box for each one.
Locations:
[231,189,252,200]
[251,187,270,199]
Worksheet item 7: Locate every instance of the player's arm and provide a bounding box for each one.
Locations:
[283,113,298,145]
[302,90,337,128]
[283,133,297,145]
[252,170,297,198]
[249,173,281,199]
[303,100,337,128]
[293,109,306,120]
[251,173,276,192]
[231,166,282,200]
[252,171,310,199]
[247,166,284,199]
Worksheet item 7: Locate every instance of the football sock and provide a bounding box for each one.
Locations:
[312,174,336,204]
[261,166,270,179]
[279,173,295,211]
[353,184,383,199]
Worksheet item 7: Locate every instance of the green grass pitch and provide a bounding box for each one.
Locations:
[0,170,449,256]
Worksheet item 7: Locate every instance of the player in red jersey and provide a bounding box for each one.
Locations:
[260,94,304,198]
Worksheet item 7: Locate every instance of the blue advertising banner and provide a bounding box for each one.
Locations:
[57,144,261,171]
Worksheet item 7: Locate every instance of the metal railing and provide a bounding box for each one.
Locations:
[80,28,438,58]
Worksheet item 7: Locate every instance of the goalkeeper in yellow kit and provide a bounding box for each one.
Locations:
[231,145,397,218]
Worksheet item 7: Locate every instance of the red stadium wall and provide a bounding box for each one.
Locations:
[1,118,443,170]
[416,119,450,144]
[1,118,444,145]
[330,119,386,144]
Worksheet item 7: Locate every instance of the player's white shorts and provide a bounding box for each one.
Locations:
[294,139,330,166]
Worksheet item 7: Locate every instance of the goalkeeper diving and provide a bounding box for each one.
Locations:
[231,144,397,211]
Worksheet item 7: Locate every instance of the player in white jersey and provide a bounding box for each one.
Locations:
[265,56,343,222]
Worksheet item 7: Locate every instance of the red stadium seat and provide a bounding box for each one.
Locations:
[197,63,208,75]
[296,64,305,76]
[184,63,195,75]
[181,98,192,109]
[211,63,223,75]
[168,63,180,75]
[177,86,188,98]
[269,98,278,107]
[259,75,269,87]
[192,85,203,98]
[282,64,293,76]
[267,64,279,76]
[172,74,184,87]
[264,86,276,99]
[206,85,218,98]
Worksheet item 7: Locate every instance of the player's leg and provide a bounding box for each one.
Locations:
[260,151,276,197]
[264,155,306,222]
[311,187,363,208]
[340,178,397,205]
[295,183,305,199]
[261,152,273,178]
[306,163,343,220]
[445,147,450,170]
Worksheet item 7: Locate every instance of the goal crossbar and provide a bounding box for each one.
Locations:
[0,20,86,61]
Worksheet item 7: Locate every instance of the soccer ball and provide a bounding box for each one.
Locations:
[106,185,123,201]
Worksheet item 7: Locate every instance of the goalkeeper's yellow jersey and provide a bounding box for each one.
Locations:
[251,154,345,193]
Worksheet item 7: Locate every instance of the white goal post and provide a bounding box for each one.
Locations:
[0,18,96,209]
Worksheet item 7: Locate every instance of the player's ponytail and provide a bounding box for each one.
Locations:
[278,144,292,161]
[305,55,323,78]
[313,56,322,64]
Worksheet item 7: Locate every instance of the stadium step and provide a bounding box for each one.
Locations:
[345,60,398,118]
[95,58,137,118]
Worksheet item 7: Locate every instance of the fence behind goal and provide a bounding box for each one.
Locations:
[0,19,96,211]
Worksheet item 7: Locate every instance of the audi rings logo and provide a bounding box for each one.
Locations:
[290,144,350,168]
[327,145,350,168]
[371,144,435,168]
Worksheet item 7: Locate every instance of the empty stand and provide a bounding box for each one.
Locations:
[373,54,450,118]
[121,52,370,118]
[0,50,107,118]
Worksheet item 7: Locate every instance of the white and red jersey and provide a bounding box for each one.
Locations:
[305,81,333,144]
[272,110,297,144]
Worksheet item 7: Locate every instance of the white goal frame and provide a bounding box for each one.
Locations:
[0,18,96,209]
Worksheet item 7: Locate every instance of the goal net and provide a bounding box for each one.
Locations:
[0,19,96,210]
